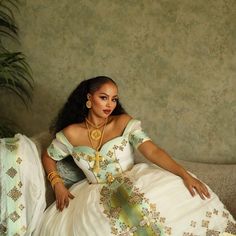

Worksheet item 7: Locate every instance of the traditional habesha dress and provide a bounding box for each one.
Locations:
[36,119,236,236]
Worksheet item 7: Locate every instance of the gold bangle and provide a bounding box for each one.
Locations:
[51,177,63,189]
[47,170,57,178]
[47,171,60,182]
[47,170,57,179]
[48,174,60,183]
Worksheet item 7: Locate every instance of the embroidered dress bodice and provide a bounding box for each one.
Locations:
[47,119,150,184]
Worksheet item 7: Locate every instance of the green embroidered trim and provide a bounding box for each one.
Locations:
[100,176,165,236]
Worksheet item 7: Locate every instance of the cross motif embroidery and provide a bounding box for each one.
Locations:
[89,151,104,173]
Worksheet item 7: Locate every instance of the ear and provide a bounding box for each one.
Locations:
[87,93,91,100]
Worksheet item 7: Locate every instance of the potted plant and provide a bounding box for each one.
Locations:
[0,0,33,138]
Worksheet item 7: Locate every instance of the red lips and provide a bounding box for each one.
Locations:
[103,110,111,114]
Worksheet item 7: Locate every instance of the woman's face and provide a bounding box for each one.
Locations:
[88,82,118,119]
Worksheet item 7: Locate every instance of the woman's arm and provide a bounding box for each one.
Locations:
[138,141,210,199]
[42,152,74,211]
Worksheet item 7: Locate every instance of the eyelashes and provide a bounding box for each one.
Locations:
[100,96,118,102]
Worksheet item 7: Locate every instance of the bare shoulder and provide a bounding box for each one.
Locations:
[62,123,84,142]
[112,114,133,127]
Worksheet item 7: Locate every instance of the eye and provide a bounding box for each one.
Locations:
[100,96,107,100]
[112,98,118,102]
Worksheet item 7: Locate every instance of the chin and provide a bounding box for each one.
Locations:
[98,113,109,119]
[103,114,110,118]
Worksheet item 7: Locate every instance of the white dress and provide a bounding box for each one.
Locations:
[36,119,236,236]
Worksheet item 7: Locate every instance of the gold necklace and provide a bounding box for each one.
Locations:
[85,118,107,141]
[85,118,107,173]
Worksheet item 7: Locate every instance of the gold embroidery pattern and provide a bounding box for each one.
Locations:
[206,211,212,218]
[6,167,17,178]
[16,157,22,164]
[164,226,172,235]
[100,176,167,236]
[48,143,65,160]
[202,220,209,228]
[186,207,236,235]
[225,220,236,234]
[107,150,113,158]
[0,223,7,234]
[9,211,20,222]
[160,217,166,224]
[222,211,229,219]
[5,143,18,152]
[190,221,197,227]
[121,139,128,146]
[7,186,22,202]
[213,209,219,215]
[72,152,80,160]
[129,133,144,147]
[206,229,220,236]
[18,181,23,188]
[19,204,25,211]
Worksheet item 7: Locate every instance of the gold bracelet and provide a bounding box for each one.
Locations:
[47,171,60,182]
[51,177,63,189]
[48,174,61,183]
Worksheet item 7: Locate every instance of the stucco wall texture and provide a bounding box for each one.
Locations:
[1,0,235,163]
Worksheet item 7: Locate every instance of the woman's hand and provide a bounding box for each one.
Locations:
[54,182,75,211]
[183,173,210,200]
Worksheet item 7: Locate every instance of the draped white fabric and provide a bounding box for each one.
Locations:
[0,134,46,236]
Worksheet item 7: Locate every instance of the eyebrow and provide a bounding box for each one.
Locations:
[99,92,118,98]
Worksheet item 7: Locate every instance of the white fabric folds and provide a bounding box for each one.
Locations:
[0,134,46,236]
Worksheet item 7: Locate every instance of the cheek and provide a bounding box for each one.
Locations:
[92,98,104,107]
[112,102,117,110]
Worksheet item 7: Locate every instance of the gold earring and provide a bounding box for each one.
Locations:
[86,100,92,108]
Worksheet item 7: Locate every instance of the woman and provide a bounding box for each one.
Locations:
[37,76,235,235]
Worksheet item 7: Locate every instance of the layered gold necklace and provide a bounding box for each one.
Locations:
[85,118,108,173]
[85,118,107,140]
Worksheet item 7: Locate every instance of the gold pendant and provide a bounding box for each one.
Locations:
[90,129,102,141]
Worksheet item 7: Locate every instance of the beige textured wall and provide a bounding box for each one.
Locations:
[1,0,236,163]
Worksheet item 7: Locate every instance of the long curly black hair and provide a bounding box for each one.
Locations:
[50,76,127,135]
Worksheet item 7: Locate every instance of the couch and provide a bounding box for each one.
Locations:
[32,131,236,219]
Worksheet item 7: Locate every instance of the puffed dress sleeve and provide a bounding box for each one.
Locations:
[128,120,152,149]
[47,131,73,161]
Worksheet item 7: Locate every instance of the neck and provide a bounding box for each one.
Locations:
[86,113,107,127]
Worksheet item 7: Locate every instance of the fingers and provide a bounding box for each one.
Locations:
[188,182,211,200]
[56,198,64,211]
[56,192,74,211]
[202,184,211,198]
[56,198,68,211]
[187,185,196,197]
[184,176,211,200]
[65,198,69,208]
[195,186,206,200]
[69,192,75,199]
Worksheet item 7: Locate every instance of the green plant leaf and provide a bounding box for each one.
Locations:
[0,0,33,135]
[0,52,33,106]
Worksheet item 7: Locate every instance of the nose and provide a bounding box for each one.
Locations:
[106,100,111,107]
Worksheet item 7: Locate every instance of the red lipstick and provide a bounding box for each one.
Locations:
[103,109,111,115]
